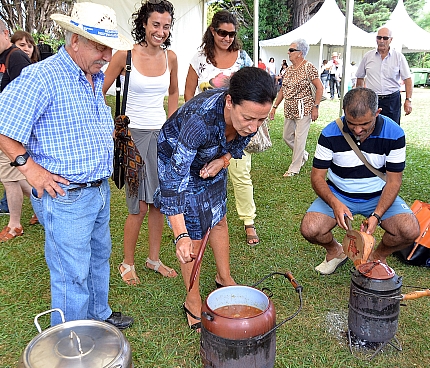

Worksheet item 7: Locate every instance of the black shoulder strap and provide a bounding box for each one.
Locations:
[5,47,20,75]
[335,118,386,182]
[115,50,132,116]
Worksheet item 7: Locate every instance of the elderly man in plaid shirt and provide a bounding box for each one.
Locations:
[0,3,134,328]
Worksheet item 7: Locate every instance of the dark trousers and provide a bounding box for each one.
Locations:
[378,91,401,125]
[329,74,340,98]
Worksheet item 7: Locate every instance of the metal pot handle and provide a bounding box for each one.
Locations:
[202,311,214,321]
[34,308,65,333]
[252,271,304,340]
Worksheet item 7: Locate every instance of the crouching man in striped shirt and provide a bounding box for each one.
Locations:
[300,87,419,275]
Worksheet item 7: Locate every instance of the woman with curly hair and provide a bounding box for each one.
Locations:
[11,31,40,63]
[103,0,179,285]
[184,10,260,247]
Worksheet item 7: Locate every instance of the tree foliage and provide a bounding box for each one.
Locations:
[335,0,426,32]
[0,0,74,35]
[208,0,292,59]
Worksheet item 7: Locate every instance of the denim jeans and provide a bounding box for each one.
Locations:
[31,179,112,326]
[0,190,8,212]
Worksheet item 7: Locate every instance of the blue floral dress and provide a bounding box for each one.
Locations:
[154,89,251,239]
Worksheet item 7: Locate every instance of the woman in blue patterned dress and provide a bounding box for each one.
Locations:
[155,67,276,330]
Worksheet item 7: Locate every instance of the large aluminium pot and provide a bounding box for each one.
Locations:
[18,309,132,368]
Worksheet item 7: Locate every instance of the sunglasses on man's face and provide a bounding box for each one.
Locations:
[214,28,236,38]
[376,36,391,40]
[288,48,300,53]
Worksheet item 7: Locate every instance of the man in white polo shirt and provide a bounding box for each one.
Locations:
[356,27,412,125]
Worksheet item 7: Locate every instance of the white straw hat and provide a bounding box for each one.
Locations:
[51,2,132,50]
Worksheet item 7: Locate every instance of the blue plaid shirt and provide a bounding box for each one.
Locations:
[0,47,113,182]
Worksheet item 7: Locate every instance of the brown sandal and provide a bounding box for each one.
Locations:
[245,224,259,246]
[0,226,24,242]
[118,262,140,285]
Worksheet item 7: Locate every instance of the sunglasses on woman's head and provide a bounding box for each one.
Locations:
[214,28,236,38]
[148,0,164,4]
[376,36,391,40]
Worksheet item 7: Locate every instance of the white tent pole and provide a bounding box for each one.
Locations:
[254,0,259,66]
[340,0,354,115]
[203,1,208,35]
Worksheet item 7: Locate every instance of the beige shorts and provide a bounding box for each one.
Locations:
[0,150,26,182]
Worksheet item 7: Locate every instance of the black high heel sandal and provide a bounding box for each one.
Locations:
[182,303,201,331]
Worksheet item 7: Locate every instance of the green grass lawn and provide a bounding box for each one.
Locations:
[0,89,429,367]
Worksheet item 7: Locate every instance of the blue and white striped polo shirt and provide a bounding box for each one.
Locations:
[313,115,405,201]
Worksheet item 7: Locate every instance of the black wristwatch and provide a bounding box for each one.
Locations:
[369,212,382,225]
[10,152,30,167]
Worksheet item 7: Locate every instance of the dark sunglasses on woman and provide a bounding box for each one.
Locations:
[215,28,236,38]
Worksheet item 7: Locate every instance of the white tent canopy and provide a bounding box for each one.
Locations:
[77,0,205,95]
[259,0,375,72]
[382,0,430,53]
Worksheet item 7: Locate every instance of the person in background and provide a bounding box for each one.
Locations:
[11,30,40,225]
[155,67,276,331]
[326,51,342,99]
[356,27,412,125]
[103,0,178,285]
[275,62,288,92]
[349,61,357,89]
[320,59,329,93]
[11,31,40,63]
[184,10,260,246]
[0,2,134,328]
[269,39,323,177]
[257,57,266,71]
[301,88,419,274]
[267,57,276,85]
[37,36,53,60]
[0,19,33,241]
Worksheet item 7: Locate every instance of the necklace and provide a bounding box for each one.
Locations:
[292,59,305,70]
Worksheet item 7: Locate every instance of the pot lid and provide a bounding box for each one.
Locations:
[356,260,396,280]
[22,320,130,367]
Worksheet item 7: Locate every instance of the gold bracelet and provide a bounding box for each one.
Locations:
[222,155,230,169]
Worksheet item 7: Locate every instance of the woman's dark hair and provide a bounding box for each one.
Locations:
[228,67,277,106]
[11,30,39,63]
[131,0,175,48]
[343,87,378,118]
[202,10,241,67]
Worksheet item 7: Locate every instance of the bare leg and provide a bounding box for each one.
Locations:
[182,239,203,329]
[301,212,344,261]
[123,201,147,265]
[146,204,177,277]
[3,181,25,231]
[371,213,420,264]
[210,216,236,286]
[119,201,147,284]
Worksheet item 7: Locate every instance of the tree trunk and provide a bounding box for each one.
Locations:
[291,0,324,29]
[0,0,73,35]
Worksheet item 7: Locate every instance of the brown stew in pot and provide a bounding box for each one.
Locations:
[214,304,262,318]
